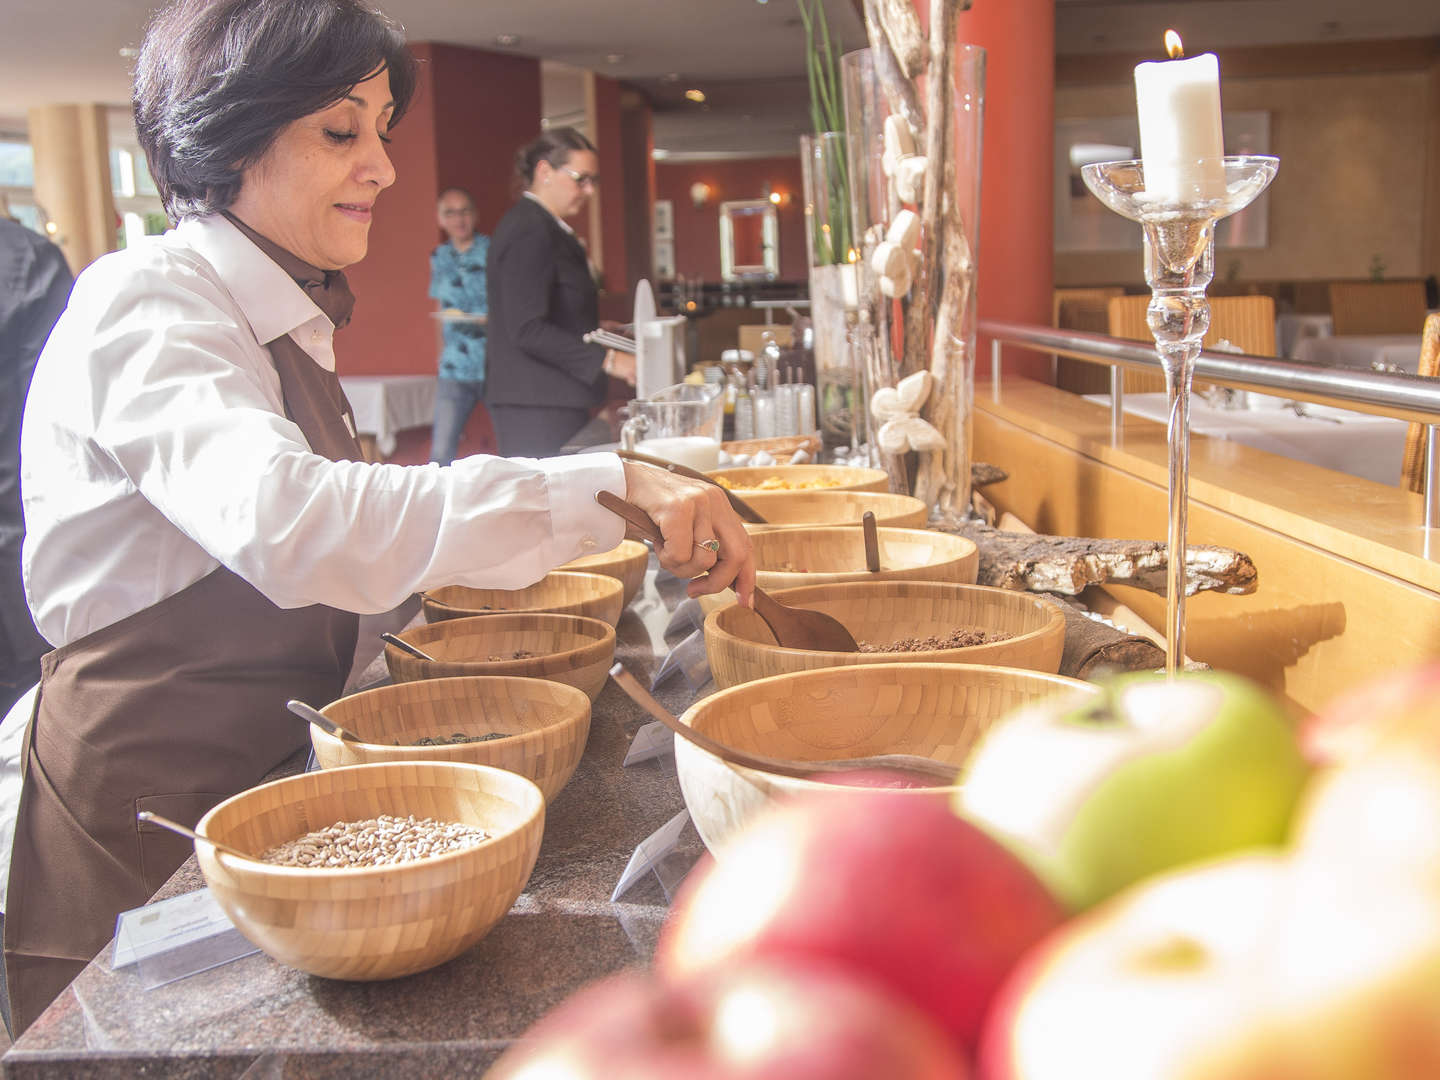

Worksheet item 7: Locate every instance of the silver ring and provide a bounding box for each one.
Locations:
[697,538,721,555]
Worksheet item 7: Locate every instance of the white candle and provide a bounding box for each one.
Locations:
[1133,33,1225,203]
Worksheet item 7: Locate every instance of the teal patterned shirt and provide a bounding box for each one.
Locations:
[429,236,489,382]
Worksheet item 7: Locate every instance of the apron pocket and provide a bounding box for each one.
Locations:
[135,792,224,896]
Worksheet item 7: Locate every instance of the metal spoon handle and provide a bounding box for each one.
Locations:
[381,632,436,662]
[286,698,363,743]
[136,811,256,862]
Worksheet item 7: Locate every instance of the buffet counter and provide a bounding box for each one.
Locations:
[976,376,1440,716]
[1,570,704,1078]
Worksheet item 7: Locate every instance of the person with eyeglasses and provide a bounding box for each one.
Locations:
[485,127,636,456]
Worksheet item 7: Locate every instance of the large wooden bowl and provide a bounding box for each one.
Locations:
[740,490,928,530]
[559,540,649,607]
[311,676,591,802]
[705,581,1067,689]
[196,761,544,980]
[422,571,624,627]
[707,464,889,493]
[384,613,615,702]
[749,525,978,591]
[676,664,1099,852]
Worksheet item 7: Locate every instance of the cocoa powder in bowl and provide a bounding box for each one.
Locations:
[857,627,1013,653]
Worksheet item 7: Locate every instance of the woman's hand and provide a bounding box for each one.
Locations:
[621,461,755,605]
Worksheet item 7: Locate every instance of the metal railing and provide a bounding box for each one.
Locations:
[980,320,1440,529]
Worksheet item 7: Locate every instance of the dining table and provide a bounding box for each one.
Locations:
[1292,334,1424,374]
[337,375,438,458]
[1084,391,1410,487]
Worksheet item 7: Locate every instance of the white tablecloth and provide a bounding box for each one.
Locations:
[1085,392,1410,486]
[338,375,437,457]
[1293,334,1423,374]
[1274,313,1332,359]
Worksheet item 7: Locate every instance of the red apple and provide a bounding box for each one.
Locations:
[486,961,970,1080]
[655,791,1065,1055]
[1299,661,1440,766]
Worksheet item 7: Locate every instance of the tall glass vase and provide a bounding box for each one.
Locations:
[800,131,866,454]
[841,44,985,519]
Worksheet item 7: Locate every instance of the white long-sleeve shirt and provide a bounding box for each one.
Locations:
[21,214,626,648]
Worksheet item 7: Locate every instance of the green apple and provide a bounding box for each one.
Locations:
[955,671,1310,911]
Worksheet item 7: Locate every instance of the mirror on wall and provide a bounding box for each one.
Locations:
[719,199,779,282]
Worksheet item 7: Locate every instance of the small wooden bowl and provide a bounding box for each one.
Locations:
[384,613,615,702]
[705,581,1067,689]
[706,464,889,493]
[311,676,591,802]
[196,761,544,980]
[750,525,978,591]
[559,540,649,607]
[740,490,928,530]
[422,571,624,627]
[676,664,1099,852]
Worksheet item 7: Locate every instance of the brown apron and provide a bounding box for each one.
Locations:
[3,222,367,1034]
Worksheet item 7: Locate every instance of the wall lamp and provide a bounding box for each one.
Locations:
[690,182,712,208]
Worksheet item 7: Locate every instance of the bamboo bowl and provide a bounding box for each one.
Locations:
[676,664,1099,852]
[311,676,591,802]
[706,464,889,493]
[195,761,544,980]
[422,571,624,627]
[740,490,928,531]
[705,581,1067,689]
[384,613,615,702]
[559,540,650,607]
[749,525,978,591]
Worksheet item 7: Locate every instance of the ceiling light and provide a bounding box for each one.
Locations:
[684,89,706,103]
[660,72,681,83]
[495,34,520,47]
[606,53,625,64]
[118,46,139,59]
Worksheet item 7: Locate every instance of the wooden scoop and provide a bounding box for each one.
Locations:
[595,491,859,652]
[608,664,958,787]
[862,510,882,572]
[381,631,436,662]
[137,811,260,863]
[287,698,364,744]
[616,448,768,524]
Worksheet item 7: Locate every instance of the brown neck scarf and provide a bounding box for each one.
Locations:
[221,211,365,462]
[222,211,356,330]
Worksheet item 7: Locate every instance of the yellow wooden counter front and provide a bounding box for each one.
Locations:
[975,378,1440,716]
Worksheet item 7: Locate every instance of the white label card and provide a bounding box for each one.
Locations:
[112,887,249,969]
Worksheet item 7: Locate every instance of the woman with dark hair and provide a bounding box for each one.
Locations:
[485,127,632,456]
[8,0,752,1033]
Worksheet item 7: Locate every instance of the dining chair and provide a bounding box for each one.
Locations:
[1106,294,1277,394]
[1053,287,1125,395]
[1400,313,1440,493]
[1328,280,1429,337]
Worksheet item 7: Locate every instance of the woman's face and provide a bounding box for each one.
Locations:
[534,149,599,219]
[228,68,396,270]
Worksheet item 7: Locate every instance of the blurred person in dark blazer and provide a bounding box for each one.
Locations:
[0,209,71,718]
[485,128,634,457]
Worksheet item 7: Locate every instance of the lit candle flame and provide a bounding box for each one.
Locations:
[847,248,860,264]
[1164,30,1184,59]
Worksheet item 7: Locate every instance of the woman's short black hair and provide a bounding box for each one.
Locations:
[134,0,418,219]
[514,127,597,189]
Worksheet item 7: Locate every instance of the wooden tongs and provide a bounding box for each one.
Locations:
[615,448,768,524]
[595,491,859,652]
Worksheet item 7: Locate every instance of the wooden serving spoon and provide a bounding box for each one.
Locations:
[381,632,437,662]
[608,663,958,787]
[595,491,859,652]
[137,811,261,863]
[862,510,882,573]
[616,448,768,524]
[287,698,365,744]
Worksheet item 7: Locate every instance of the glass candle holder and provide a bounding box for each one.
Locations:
[1080,155,1279,674]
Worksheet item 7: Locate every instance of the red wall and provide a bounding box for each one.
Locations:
[655,156,807,282]
[340,42,542,376]
[919,0,1055,380]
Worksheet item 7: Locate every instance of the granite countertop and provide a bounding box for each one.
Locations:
[3,566,709,1079]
